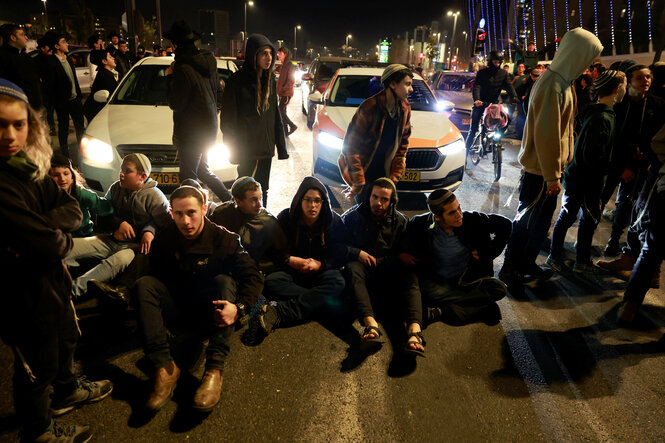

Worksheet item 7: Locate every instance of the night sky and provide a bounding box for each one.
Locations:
[10,0,463,53]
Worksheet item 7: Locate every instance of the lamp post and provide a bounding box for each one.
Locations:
[42,0,48,28]
[293,25,301,58]
[345,34,352,55]
[447,11,460,70]
[244,1,254,44]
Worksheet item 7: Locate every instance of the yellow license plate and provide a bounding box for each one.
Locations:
[401,170,420,182]
[150,172,180,185]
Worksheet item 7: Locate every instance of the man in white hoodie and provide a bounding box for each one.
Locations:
[499,28,603,295]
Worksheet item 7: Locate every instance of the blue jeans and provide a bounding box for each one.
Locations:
[264,269,345,326]
[504,172,559,271]
[550,190,601,264]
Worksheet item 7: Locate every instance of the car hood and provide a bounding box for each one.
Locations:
[324,106,459,147]
[86,104,176,145]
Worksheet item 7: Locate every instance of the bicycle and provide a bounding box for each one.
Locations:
[466,103,511,182]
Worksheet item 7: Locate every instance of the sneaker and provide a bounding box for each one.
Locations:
[242,304,279,347]
[87,280,130,308]
[52,377,113,416]
[33,420,92,443]
[573,262,608,275]
[602,208,616,222]
[597,253,637,272]
[604,238,621,257]
[545,255,565,274]
[498,266,525,298]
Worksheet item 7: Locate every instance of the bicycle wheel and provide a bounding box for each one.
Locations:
[467,132,483,166]
[492,142,502,181]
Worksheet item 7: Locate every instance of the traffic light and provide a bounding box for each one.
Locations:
[474,28,487,54]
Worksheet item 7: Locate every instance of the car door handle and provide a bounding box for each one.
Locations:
[83,71,89,75]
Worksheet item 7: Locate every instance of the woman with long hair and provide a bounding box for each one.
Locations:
[276,46,298,136]
[0,78,111,441]
[221,34,288,206]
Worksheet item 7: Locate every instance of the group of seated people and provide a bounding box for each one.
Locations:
[57,152,513,414]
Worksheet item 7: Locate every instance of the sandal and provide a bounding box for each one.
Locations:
[403,331,426,358]
[359,325,383,351]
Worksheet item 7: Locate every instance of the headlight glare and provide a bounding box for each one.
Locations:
[437,138,466,156]
[207,143,230,169]
[318,131,344,151]
[80,136,114,163]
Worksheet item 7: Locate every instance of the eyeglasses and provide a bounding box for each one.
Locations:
[302,197,323,206]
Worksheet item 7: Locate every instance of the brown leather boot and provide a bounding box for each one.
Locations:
[597,253,637,272]
[146,361,180,411]
[192,369,223,412]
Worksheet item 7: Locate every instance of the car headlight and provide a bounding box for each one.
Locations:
[207,143,230,169]
[318,131,344,151]
[437,138,466,156]
[80,135,114,164]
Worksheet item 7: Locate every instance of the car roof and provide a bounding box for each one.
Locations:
[134,56,236,70]
[335,66,424,81]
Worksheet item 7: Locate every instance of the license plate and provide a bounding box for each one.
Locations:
[401,170,420,182]
[463,118,471,125]
[150,172,180,185]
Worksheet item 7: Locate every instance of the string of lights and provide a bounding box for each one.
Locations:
[484,0,492,49]
[468,0,474,45]
[647,0,652,44]
[565,0,570,31]
[578,0,583,27]
[552,0,558,49]
[593,0,598,35]
[523,0,528,44]
[514,0,519,42]
[506,0,512,58]
[628,0,632,46]
[609,0,615,47]
[532,0,537,47]
[497,0,505,53]
[542,0,547,50]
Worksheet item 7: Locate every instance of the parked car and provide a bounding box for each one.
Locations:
[430,71,476,138]
[301,56,378,129]
[68,48,97,94]
[311,67,465,193]
[79,56,237,195]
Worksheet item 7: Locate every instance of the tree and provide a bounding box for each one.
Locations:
[424,37,439,63]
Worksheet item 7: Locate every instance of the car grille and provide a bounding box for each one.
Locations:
[405,149,441,170]
[116,144,179,166]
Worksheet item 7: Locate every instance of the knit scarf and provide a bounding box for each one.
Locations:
[1,150,39,180]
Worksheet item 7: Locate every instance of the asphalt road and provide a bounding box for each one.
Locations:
[2,87,665,442]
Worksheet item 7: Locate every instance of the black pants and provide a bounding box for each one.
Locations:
[135,275,236,371]
[347,260,422,326]
[419,274,507,324]
[4,298,78,439]
[550,189,601,264]
[278,96,295,132]
[178,141,232,202]
[237,158,272,205]
[54,98,84,161]
[610,168,647,243]
[465,104,488,150]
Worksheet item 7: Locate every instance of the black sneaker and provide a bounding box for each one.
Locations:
[604,238,621,257]
[32,420,92,443]
[524,263,554,281]
[242,304,279,347]
[52,377,113,416]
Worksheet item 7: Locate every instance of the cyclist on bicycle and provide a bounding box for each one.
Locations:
[466,51,517,151]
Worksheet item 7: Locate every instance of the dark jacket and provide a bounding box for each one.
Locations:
[0,45,43,109]
[83,67,117,121]
[0,159,82,341]
[340,88,411,187]
[564,103,616,194]
[44,53,82,105]
[276,60,295,97]
[341,188,408,267]
[473,64,517,104]
[115,52,131,79]
[167,44,221,147]
[512,42,555,69]
[220,34,288,164]
[407,211,511,283]
[209,202,288,274]
[276,176,347,272]
[148,218,263,308]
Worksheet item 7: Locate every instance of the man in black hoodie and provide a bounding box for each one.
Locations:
[341,178,424,356]
[165,21,232,202]
[243,176,346,345]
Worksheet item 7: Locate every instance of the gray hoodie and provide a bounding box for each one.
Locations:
[518,28,603,183]
[105,178,171,237]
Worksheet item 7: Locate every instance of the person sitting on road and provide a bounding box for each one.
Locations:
[209,176,288,274]
[547,70,627,275]
[134,185,263,412]
[407,190,511,326]
[66,153,171,301]
[466,51,517,151]
[49,151,114,238]
[338,64,413,200]
[243,176,347,346]
[341,177,424,357]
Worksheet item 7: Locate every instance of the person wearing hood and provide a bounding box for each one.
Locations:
[165,20,232,202]
[83,48,118,122]
[243,176,346,345]
[221,34,288,206]
[466,51,517,151]
[66,153,171,300]
[406,190,510,327]
[339,64,414,200]
[546,70,627,275]
[499,28,603,296]
[341,177,425,357]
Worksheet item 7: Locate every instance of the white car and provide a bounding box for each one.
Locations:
[68,48,97,94]
[79,56,237,194]
[311,67,465,193]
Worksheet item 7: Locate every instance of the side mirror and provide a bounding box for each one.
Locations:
[308,91,324,104]
[93,89,110,103]
[301,73,312,81]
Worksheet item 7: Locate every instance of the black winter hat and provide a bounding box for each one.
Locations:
[163,21,201,45]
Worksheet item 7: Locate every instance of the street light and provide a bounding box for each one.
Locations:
[345,34,352,55]
[294,25,301,58]
[447,11,460,69]
[244,1,254,44]
[42,0,48,28]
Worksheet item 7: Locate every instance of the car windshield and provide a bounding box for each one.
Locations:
[328,75,438,111]
[436,74,475,91]
[112,65,231,105]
